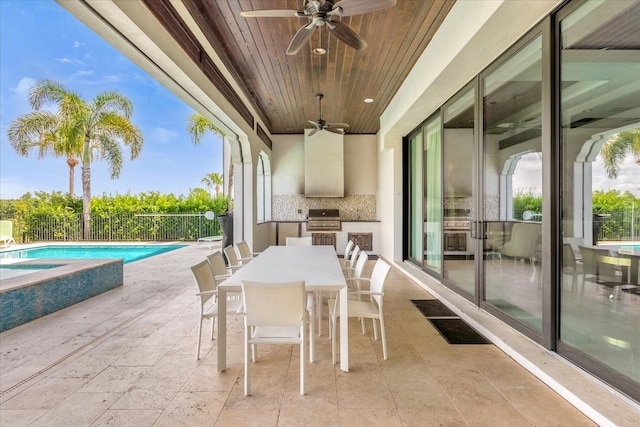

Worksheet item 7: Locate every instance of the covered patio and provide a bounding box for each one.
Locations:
[0,243,597,426]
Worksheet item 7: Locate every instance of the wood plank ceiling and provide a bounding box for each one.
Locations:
[149,1,455,135]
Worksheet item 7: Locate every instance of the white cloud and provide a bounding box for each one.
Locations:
[513,153,542,195]
[593,154,640,196]
[12,77,36,97]
[73,41,83,48]
[75,70,94,76]
[149,127,178,145]
[56,57,84,66]
[511,152,640,197]
[103,75,120,83]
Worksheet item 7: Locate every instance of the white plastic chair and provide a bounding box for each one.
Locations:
[235,240,259,264]
[0,220,15,248]
[206,250,236,281]
[340,239,355,268]
[190,259,243,360]
[241,280,307,395]
[346,250,370,292]
[207,250,242,303]
[284,235,315,340]
[321,249,368,338]
[286,236,312,246]
[223,245,244,270]
[342,245,361,277]
[329,258,391,364]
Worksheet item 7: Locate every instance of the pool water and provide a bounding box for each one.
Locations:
[0,244,185,264]
[614,244,640,254]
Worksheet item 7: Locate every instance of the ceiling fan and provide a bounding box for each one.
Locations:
[486,117,541,135]
[307,93,349,136]
[240,0,397,55]
[496,116,541,131]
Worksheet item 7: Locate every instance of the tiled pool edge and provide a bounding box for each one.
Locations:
[0,259,123,332]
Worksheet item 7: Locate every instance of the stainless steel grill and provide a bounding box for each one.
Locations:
[443,209,470,254]
[443,209,471,230]
[307,209,341,231]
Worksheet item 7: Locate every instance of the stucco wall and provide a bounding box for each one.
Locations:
[272,134,377,197]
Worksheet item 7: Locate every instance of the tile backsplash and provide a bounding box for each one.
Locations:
[272,195,376,221]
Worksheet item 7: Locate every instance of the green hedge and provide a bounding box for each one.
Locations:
[0,189,229,242]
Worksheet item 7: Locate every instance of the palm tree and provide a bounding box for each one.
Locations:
[202,172,223,197]
[187,114,231,201]
[6,110,80,196]
[600,129,640,179]
[7,79,143,239]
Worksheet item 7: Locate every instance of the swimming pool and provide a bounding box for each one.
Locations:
[0,244,185,264]
[612,243,640,254]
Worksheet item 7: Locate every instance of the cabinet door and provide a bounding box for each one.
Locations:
[312,233,336,249]
[277,223,300,245]
[348,232,373,251]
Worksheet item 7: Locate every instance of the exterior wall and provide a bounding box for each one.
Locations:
[272,134,378,197]
[344,135,378,195]
[271,134,379,221]
[377,0,562,261]
[272,135,305,195]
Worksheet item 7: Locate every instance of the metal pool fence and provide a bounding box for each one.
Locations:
[1,213,223,243]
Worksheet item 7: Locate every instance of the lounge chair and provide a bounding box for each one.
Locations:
[0,220,16,248]
[197,235,222,249]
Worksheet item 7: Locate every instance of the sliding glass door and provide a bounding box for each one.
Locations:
[558,0,640,398]
[442,86,476,297]
[408,115,442,275]
[481,34,544,333]
[424,116,442,274]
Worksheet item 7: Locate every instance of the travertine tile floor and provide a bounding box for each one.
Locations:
[0,243,596,426]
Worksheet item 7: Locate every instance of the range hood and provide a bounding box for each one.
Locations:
[304,129,344,197]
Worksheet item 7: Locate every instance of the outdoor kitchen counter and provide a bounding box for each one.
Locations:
[268,220,380,223]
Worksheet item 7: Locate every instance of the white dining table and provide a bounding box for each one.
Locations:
[217,245,350,371]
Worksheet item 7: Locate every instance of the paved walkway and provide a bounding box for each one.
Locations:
[0,243,597,426]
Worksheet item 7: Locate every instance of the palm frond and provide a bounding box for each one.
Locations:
[600,128,640,178]
[96,136,124,179]
[7,112,60,157]
[187,114,224,144]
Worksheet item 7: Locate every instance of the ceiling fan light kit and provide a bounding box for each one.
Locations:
[306,93,350,136]
[240,0,397,55]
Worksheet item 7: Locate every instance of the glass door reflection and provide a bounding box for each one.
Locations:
[481,34,544,333]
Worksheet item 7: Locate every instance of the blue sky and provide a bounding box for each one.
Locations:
[0,1,223,200]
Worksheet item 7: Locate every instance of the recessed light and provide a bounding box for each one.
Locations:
[313,47,326,55]
[364,98,374,103]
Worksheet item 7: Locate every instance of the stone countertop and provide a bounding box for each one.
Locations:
[271,219,380,223]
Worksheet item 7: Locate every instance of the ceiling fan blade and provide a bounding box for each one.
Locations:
[487,127,509,135]
[326,20,366,51]
[325,127,346,135]
[287,23,316,55]
[307,128,319,136]
[240,10,300,18]
[327,122,350,128]
[310,1,322,13]
[308,120,321,126]
[497,122,514,129]
[330,0,397,17]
